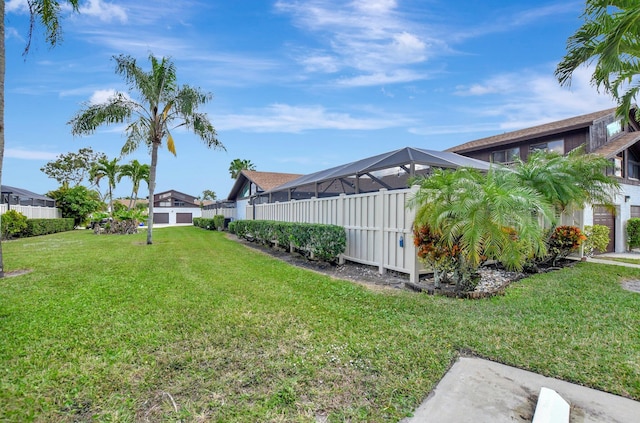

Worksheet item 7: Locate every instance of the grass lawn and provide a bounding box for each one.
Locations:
[1,226,639,422]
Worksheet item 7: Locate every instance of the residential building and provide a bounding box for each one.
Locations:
[447,107,640,252]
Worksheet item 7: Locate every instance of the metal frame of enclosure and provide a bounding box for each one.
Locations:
[244,147,492,282]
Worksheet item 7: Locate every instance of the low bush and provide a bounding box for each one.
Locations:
[1,210,28,240]
[546,225,586,265]
[229,220,346,262]
[194,217,216,230]
[213,214,225,231]
[583,225,610,256]
[24,218,75,237]
[627,218,640,249]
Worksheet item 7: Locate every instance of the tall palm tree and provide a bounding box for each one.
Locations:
[69,54,224,244]
[118,160,150,209]
[229,158,256,179]
[556,1,640,121]
[0,0,80,277]
[90,157,120,216]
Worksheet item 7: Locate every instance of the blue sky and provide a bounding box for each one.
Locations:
[4,0,615,200]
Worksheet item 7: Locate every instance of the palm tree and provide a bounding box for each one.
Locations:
[229,158,256,179]
[410,167,553,290]
[90,157,120,216]
[0,0,80,277]
[556,1,640,121]
[118,160,150,209]
[508,148,620,218]
[69,54,224,244]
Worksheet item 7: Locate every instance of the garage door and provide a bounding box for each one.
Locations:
[153,213,170,224]
[593,206,615,253]
[176,213,193,224]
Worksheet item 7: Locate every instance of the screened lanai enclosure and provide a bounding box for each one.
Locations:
[254,147,492,204]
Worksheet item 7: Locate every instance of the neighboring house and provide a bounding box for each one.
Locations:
[447,107,640,252]
[152,189,202,225]
[1,185,60,219]
[226,170,303,220]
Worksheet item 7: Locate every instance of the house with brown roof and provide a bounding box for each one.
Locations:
[223,170,303,220]
[152,189,203,225]
[447,107,640,252]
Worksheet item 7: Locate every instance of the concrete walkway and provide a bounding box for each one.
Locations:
[401,357,640,423]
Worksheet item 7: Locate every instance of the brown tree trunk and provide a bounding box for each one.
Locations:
[147,141,159,245]
[0,1,6,277]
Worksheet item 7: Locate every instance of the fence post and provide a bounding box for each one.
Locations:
[407,185,420,283]
[377,188,387,275]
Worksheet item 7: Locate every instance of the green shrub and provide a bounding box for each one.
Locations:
[627,218,640,249]
[229,220,346,263]
[213,214,225,231]
[1,210,28,239]
[583,225,610,256]
[24,218,75,237]
[193,217,216,230]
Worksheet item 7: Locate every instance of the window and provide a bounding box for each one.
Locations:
[240,182,251,198]
[174,200,185,207]
[529,140,564,154]
[607,119,623,139]
[491,147,520,163]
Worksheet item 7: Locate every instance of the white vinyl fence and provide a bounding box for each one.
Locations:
[0,204,61,219]
[248,187,425,282]
[201,207,236,219]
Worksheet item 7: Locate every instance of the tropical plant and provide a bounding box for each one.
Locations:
[546,225,587,265]
[556,1,640,121]
[118,159,150,209]
[1,210,28,240]
[47,185,103,227]
[626,218,640,249]
[229,158,256,179]
[90,157,120,216]
[69,54,224,244]
[0,0,81,277]
[412,223,457,288]
[409,167,553,291]
[40,147,107,187]
[201,189,217,201]
[583,224,610,256]
[508,148,619,217]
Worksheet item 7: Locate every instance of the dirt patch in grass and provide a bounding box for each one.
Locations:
[621,279,640,293]
[5,269,33,278]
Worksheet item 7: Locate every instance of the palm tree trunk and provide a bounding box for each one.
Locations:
[0,1,6,278]
[128,191,134,210]
[147,142,159,245]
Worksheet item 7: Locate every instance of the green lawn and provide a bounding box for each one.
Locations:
[1,227,639,422]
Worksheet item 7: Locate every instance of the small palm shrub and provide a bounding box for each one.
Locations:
[213,214,225,231]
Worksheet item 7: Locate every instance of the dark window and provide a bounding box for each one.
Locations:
[491,147,520,163]
[530,140,564,154]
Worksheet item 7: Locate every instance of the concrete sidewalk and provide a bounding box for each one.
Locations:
[401,357,640,423]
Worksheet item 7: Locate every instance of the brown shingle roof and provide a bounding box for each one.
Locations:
[241,170,303,191]
[447,108,618,153]
[592,132,640,158]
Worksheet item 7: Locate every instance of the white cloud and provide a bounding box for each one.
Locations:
[216,103,415,133]
[275,0,436,85]
[89,89,119,105]
[76,0,127,23]
[5,0,29,13]
[6,148,58,160]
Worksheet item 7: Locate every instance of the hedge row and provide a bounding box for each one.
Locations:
[20,218,75,238]
[229,220,346,262]
[193,215,226,231]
